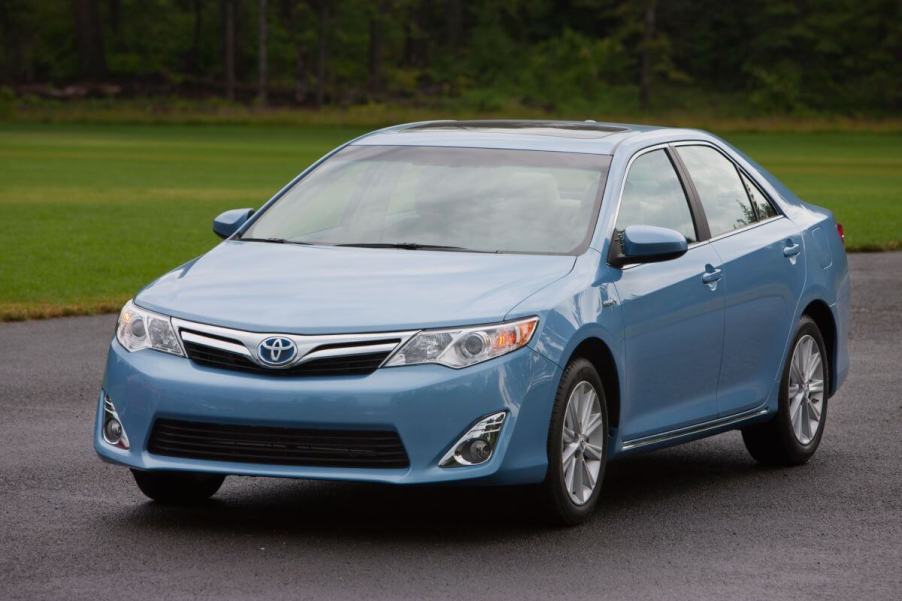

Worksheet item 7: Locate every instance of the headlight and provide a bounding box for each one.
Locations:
[385,317,538,369]
[116,300,184,356]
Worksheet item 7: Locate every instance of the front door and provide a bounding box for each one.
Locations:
[611,148,725,441]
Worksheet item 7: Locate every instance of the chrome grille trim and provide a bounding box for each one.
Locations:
[298,342,401,364]
[180,330,253,357]
[171,317,417,372]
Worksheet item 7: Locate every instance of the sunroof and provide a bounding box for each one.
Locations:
[403,120,629,139]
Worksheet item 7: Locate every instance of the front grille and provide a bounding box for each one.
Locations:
[182,341,392,377]
[148,419,410,468]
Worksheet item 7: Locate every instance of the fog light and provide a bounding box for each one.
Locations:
[103,418,123,444]
[462,439,492,463]
[439,411,506,468]
[102,393,130,450]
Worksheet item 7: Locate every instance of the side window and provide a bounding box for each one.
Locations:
[740,171,778,220]
[615,149,697,243]
[677,145,756,237]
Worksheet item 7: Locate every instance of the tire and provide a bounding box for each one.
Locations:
[742,316,829,466]
[131,470,225,504]
[541,357,609,526]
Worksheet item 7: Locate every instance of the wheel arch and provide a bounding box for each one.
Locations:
[567,337,621,430]
[801,299,837,397]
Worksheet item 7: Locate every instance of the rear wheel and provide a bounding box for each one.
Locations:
[541,358,608,525]
[132,470,225,504]
[742,316,829,466]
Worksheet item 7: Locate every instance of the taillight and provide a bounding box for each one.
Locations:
[836,223,845,244]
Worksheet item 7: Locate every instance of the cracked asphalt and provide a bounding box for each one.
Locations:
[1,252,900,600]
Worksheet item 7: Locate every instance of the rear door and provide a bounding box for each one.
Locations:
[612,148,725,441]
[674,144,806,416]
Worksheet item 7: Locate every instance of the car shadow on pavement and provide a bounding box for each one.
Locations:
[107,437,779,541]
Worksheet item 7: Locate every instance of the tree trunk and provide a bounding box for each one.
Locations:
[295,43,308,104]
[368,3,386,98]
[402,2,429,69]
[108,0,121,36]
[639,0,656,111]
[402,19,413,67]
[72,0,107,80]
[109,0,122,38]
[285,0,307,104]
[222,0,236,100]
[0,4,25,82]
[446,0,461,51]
[187,0,203,77]
[258,0,268,105]
[315,1,329,106]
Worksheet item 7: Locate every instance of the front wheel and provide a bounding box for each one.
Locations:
[132,470,225,504]
[742,316,829,466]
[541,358,608,526]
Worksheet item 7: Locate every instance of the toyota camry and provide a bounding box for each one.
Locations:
[95,120,850,524]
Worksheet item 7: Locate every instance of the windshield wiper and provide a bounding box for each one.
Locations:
[335,242,478,252]
[243,239,497,252]
[239,237,313,246]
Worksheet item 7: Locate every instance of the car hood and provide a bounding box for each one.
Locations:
[135,241,576,334]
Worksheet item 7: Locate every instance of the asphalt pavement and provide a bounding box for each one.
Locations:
[1,252,900,601]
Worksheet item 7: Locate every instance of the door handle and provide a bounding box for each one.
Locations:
[701,268,723,284]
[783,242,801,257]
[702,267,723,291]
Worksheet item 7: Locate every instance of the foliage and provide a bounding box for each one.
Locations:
[0,0,898,115]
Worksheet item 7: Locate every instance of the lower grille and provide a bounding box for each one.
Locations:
[148,419,410,468]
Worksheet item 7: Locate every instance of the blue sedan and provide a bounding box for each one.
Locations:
[95,120,850,524]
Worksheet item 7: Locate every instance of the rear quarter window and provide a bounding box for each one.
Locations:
[740,171,779,220]
[676,145,756,237]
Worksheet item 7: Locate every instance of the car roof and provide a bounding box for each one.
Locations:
[352,119,696,155]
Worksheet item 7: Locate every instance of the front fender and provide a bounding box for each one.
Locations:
[505,250,626,450]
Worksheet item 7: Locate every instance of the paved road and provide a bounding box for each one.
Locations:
[1,253,900,601]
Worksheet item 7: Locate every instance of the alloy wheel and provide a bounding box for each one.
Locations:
[561,380,605,505]
[788,334,825,445]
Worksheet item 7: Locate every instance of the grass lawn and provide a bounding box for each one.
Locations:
[1,123,899,320]
[728,132,901,252]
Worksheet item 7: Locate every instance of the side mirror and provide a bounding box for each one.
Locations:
[213,208,255,239]
[609,225,688,267]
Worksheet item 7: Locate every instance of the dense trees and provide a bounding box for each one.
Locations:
[0,0,898,114]
[71,0,107,79]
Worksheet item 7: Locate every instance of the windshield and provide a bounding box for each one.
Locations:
[241,145,610,254]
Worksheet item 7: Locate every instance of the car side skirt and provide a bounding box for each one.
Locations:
[618,405,771,455]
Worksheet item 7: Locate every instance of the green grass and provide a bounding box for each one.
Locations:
[0,123,365,320]
[7,99,902,133]
[728,133,901,252]
[1,124,899,320]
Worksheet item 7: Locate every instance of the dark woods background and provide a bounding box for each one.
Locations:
[1,0,899,116]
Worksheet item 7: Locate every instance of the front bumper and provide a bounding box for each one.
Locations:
[95,340,560,485]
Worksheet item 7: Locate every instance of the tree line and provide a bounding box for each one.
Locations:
[0,0,899,114]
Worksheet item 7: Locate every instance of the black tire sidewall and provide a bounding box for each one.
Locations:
[544,358,608,525]
[776,316,830,460]
[132,470,225,503]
